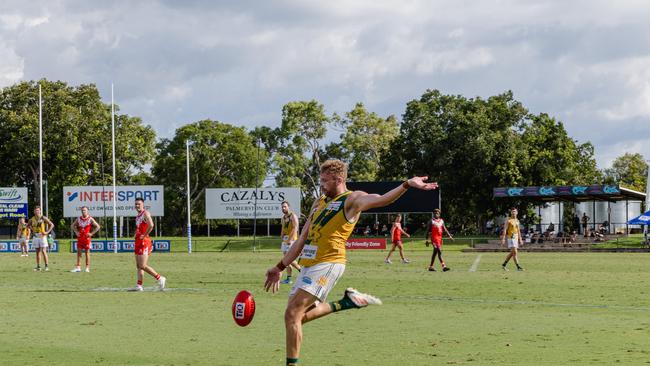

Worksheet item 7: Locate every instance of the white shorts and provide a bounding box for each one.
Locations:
[507,238,519,249]
[281,241,294,254]
[18,237,29,245]
[32,236,49,248]
[289,262,345,302]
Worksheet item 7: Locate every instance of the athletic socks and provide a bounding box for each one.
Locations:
[286,358,299,365]
[154,273,161,280]
[329,296,357,312]
[137,280,143,286]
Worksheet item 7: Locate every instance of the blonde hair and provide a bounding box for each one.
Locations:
[320,159,348,180]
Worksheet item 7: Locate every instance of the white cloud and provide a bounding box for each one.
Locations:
[0,40,24,87]
[1,0,649,169]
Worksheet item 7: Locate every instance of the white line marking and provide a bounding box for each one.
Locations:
[385,295,650,312]
[90,287,201,292]
[468,254,482,272]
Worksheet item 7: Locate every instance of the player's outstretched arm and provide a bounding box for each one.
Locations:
[347,177,438,218]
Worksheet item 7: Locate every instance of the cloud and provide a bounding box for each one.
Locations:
[1,0,649,169]
[0,40,24,86]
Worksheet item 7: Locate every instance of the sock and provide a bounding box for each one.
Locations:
[286,275,291,280]
[329,296,358,312]
[502,261,508,266]
[137,280,143,286]
[286,357,299,365]
[154,274,161,280]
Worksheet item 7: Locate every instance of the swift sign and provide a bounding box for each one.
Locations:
[0,187,28,219]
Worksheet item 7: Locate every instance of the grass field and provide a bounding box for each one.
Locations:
[1,241,650,365]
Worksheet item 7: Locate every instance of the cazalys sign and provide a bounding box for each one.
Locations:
[205,188,301,219]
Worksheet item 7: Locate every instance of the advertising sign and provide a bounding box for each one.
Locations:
[345,238,387,250]
[63,186,164,217]
[0,187,28,219]
[0,240,59,253]
[205,188,301,219]
[70,239,171,253]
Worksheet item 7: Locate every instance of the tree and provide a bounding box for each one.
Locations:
[0,80,156,226]
[152,120,266,234]
[519,113,599,186]
[603,153,648,192]
[332,103,399,181]
[270,100,330,212]
[379,89,599,233]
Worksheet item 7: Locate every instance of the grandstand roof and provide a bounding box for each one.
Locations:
[493,184,646,202]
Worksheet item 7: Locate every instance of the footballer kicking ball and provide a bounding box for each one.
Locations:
[232,290,256,327]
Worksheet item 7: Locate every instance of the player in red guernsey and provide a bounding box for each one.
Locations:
[384,214,411,264]
[425,209,454,272]
[70,206,100,272]
[129,197,166,291]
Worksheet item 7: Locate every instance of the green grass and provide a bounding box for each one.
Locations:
[1,246,650,365]
[591,233,649,248]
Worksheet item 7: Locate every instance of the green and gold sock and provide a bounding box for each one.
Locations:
[329,296,357,312]
[287,357,299,365]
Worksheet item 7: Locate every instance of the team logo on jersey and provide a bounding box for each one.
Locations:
[326,201,343,211]
[302,276,313,285]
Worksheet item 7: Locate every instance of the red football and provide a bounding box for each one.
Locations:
[232,290,256,327]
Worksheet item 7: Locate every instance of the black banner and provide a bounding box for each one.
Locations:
[346,181,440,213]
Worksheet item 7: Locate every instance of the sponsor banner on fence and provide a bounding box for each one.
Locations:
[70,239,171,253]
[63,186,164,218]
[345,238,387,250]
[0,187,28,219]
[205,188,301,219]
[0,240,59,252]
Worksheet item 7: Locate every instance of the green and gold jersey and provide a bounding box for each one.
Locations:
[29,216,46,234]
[281,212,298,243]
[300,191,355,267]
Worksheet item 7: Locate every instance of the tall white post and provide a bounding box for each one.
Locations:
[111,84,118,253]
[643,160,650,244]
[38,84,43,208]
[186,139,192,253]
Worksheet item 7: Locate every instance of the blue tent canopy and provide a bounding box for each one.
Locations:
[628,210,650,225]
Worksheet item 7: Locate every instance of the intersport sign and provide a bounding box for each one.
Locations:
[205,188,300,219]
[63,186,164,217]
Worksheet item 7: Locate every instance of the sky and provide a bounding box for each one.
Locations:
[1,0,649,169]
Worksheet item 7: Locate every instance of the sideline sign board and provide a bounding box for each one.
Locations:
[0,240,59,253]
[63,186,164,218]
[205,188,300,219]
[345,238,387,250]
[70,239,170,253]
[0,187,28,219]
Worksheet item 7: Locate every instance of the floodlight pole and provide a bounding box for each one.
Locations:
[38,84,43,209]
[253,138,261,251]
[643,160,650,245]
[111,84,118,253]
[186,139,192,254]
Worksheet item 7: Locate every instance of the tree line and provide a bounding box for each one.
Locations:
[0,80,646,235]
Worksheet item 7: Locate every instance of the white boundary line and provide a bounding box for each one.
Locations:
[385,295,650,312]
[90,287,202,292]
[468,254,482,272]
